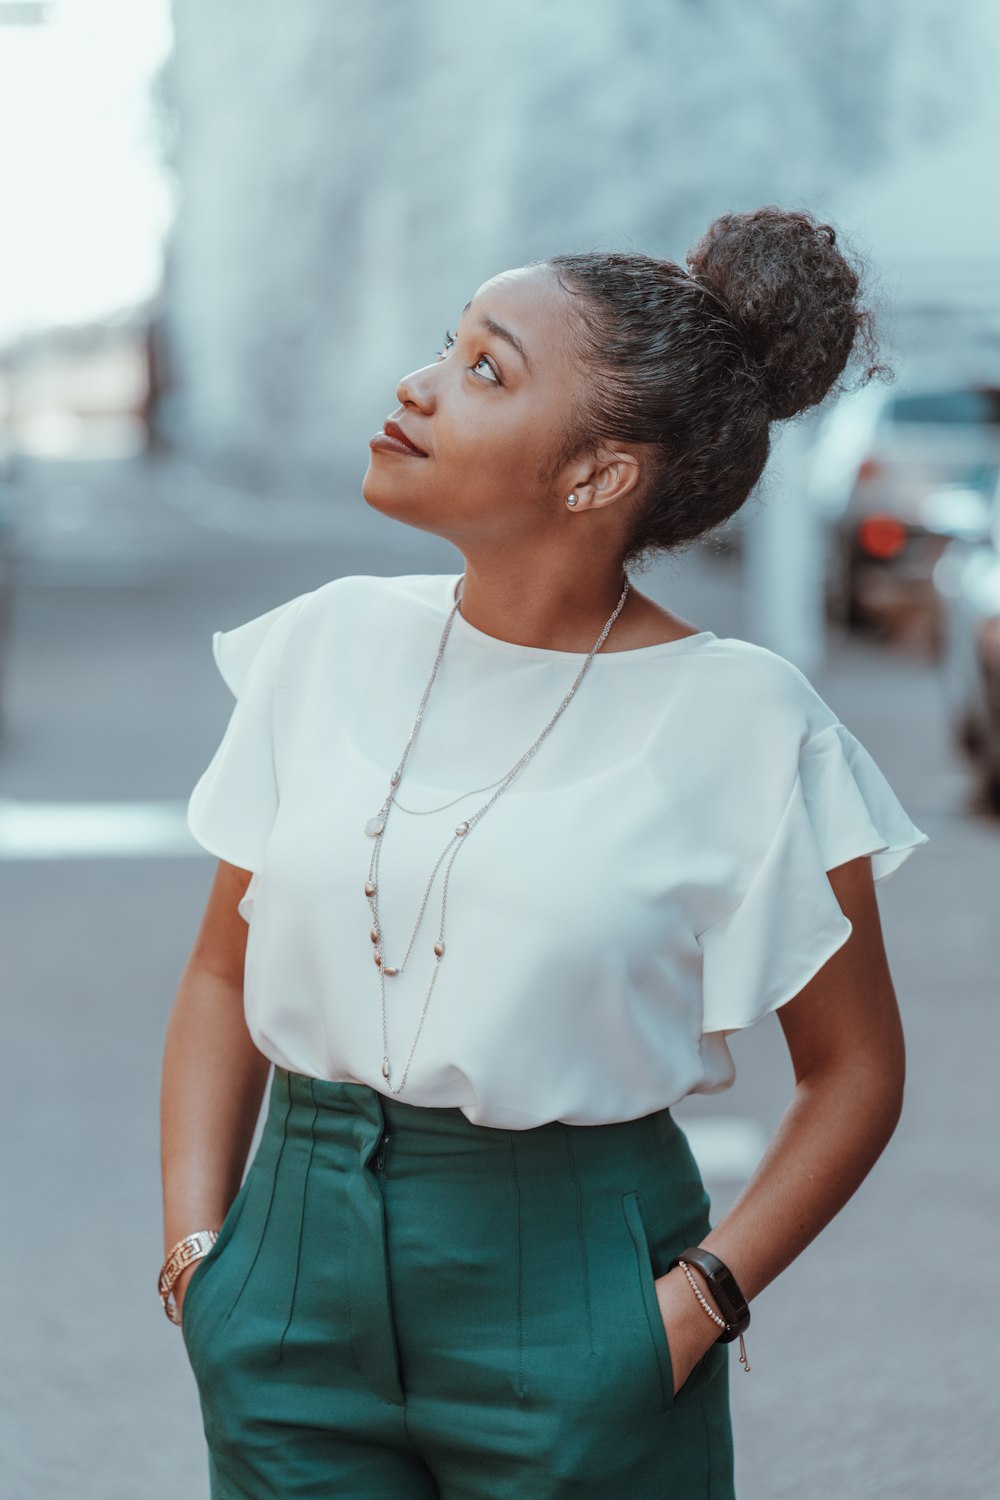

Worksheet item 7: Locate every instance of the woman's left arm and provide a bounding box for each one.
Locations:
[655,853,906,1392]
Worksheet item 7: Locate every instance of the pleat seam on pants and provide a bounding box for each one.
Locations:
[506,1133,526,1399]
[225,1069,293,1328]
[277,1078,319,1364]
[343,1209,364,1378]
[560,1123,596,1356]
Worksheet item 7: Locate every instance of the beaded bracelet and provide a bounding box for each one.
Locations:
[677,1258,751,1372]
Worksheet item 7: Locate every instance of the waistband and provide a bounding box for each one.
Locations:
[270,1066,701,1184]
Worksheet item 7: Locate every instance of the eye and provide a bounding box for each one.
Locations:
[471,353,500,384]
[435,328,501,385]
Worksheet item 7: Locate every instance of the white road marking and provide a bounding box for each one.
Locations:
[0,799,201,859]
[679,1117,769,1181]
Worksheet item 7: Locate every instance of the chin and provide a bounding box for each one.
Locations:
[361,468,443,538]
[360,465,401,517]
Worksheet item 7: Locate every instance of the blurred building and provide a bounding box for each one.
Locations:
[158,0,1000,501]
[832,113,1000,375]
[0,2,48,24]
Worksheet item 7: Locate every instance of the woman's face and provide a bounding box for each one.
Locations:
[362,264,591,549]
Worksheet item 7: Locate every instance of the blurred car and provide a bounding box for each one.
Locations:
[933,470,1000,810]
[809,379,1000,646]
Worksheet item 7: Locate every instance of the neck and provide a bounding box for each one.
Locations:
[454,555,631,654]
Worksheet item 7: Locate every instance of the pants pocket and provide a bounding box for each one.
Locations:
[180,1173,253,1359]
[621,1190,675,1413]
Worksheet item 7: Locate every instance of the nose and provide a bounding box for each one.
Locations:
[395,360,437,412]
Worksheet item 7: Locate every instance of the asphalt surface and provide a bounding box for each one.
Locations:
[1,457,996,1499]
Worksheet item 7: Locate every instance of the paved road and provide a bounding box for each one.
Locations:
[1,458,996,1498]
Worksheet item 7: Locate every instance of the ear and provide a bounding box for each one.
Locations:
[567,450,642,511]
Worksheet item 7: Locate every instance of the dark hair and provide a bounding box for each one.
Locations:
[535,206,889,571]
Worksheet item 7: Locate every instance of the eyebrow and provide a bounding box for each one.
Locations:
[460,299,532,373]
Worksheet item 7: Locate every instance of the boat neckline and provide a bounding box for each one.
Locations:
[444,574,718,661]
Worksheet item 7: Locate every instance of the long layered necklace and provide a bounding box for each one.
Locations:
[363,572,631,1095]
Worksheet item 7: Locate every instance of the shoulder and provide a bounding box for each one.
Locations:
[220,572,451,657]
[236,571,455,689]
[649,636,846,836]
[290,571,454,649]
[298,570,452,623]
[694,635,842,745]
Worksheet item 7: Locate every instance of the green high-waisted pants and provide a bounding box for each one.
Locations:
[182,1066,735,1498]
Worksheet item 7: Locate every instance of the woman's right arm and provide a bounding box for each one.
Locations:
[159,859,272,1317]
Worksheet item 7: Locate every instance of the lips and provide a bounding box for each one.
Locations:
[382,419,428,456]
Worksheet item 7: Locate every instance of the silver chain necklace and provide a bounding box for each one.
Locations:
[389,777,506,815]
[363,571,631,1095]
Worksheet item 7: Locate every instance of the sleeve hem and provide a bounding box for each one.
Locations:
[702,908,854,1036]
[186,803,261,877]
[211,629,240,699]
[799,721,930,883]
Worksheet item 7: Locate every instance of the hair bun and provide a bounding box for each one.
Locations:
[685,206,875,421]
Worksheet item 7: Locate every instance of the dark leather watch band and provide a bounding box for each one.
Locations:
[666,1246,751,1342]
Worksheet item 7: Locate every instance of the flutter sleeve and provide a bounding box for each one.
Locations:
[186,591,311,878]
[698,722,929,1036]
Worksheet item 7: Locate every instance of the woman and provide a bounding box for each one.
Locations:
[160,206,929,1499]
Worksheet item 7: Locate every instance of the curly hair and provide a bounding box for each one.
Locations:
[535,206,890,572]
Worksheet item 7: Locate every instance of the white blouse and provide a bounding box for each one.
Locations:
[186,570,929,1129]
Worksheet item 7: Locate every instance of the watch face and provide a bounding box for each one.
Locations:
[707,1268,743,1318]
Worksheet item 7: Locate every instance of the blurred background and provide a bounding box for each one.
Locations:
[1,3,998,1497]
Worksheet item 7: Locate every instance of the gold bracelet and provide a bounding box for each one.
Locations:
[158,1229,220,1325]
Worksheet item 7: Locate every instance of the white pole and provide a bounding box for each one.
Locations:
[742,415,826,674]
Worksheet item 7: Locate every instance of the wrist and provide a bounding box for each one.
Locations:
[678,1261,726,1322]
[657,1264,724,1327]
[664,1247,753,1373]
[666,1245,751,1342]
[158,1228,220,1324]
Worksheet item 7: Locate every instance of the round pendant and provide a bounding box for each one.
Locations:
[365,817,385,837]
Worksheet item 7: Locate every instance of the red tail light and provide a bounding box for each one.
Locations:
[858,515,908,559]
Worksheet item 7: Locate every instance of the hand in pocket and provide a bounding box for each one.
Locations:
[654,1272,720,1397]
[174,1258,205,1324]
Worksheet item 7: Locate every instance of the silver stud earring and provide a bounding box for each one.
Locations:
[566,493,578,507]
